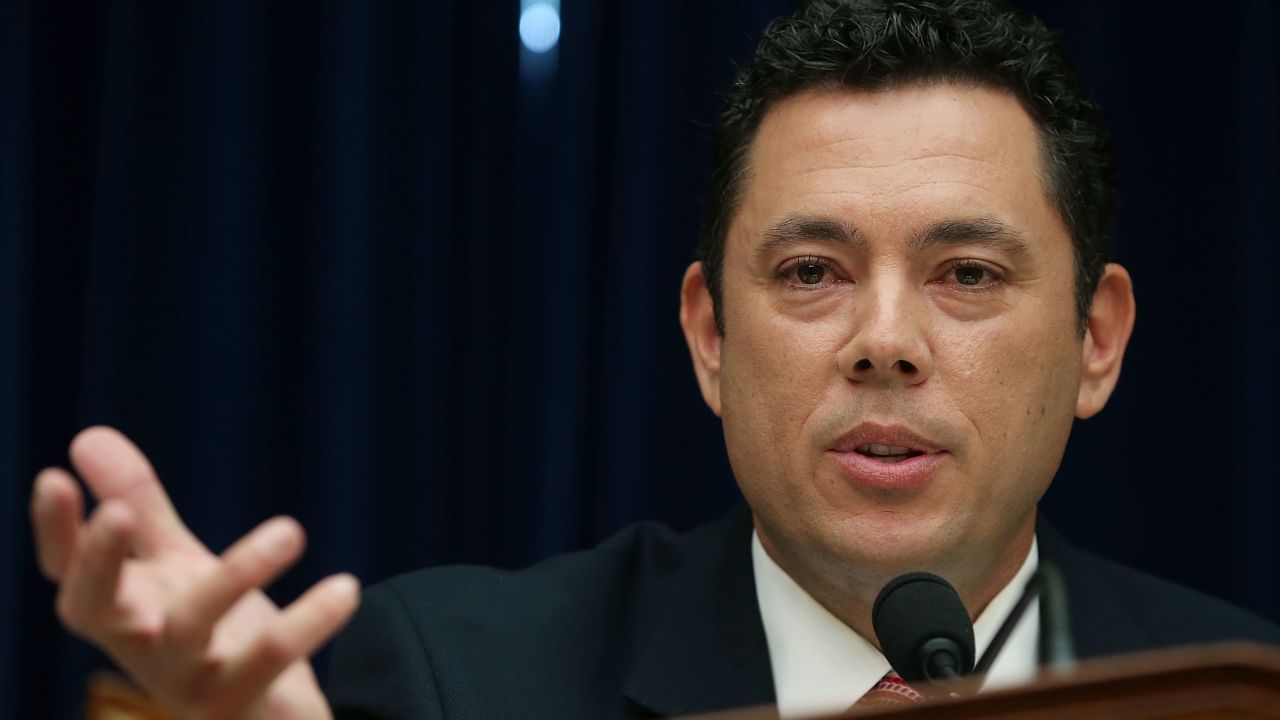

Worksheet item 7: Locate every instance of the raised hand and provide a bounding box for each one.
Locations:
[30,426,360,719]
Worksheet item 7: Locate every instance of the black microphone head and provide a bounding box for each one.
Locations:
[872,572,976,684]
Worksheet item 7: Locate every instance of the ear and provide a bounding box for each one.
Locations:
[679,262,723,417]
[1076,263,1136,419]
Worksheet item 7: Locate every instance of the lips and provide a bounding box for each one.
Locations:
[828,423,947,491]
[854,443,922,463]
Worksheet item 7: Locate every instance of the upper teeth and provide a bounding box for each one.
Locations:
[858,444,912,455]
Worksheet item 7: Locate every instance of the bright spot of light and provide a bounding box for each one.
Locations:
[520,3,560,54]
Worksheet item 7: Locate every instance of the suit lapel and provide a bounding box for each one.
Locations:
[622,505,776,716]
[1036,518,1149,659]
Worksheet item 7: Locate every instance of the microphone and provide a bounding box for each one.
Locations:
[872,572,976,684]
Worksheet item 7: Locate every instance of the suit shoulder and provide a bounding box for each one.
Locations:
[1072,547,1280,648]
[375,518,690,622]
[328,516,737,717]
[358,513,747,671]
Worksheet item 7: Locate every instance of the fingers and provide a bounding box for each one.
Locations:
[69,426,197,555]
[56,500,136,637]
[223,573,361,702]
[31,467,85,581]
[43,427,356,717]
[165,517,306,649]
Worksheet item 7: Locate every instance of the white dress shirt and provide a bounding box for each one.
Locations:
[753,531,1040,718]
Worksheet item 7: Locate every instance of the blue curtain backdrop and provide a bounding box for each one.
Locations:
[2,0,1277,716]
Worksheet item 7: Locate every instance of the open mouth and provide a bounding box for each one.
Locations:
[854,443,926,463]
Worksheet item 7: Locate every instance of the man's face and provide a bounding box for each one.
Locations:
[700,83,1092,602]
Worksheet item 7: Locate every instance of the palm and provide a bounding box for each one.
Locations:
[31,427,359,720]
[111,551,319,718]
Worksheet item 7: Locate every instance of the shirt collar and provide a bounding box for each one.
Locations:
[752,531,1039,718]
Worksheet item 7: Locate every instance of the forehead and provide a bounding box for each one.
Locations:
[736,82,1065,247]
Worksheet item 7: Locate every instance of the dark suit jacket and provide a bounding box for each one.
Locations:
[326,506,1280,719]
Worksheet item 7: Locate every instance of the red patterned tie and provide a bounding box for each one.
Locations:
[852,672,925,709]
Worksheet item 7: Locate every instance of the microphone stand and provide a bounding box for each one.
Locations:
[973,560,1076,675]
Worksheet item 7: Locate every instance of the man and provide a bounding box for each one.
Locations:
[30,1,1280,718]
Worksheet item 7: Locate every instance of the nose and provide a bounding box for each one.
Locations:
[836,284,933,386]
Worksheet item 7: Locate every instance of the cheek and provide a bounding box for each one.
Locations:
[722,320,830,423]
[936,311,1080,461]
[718,308,848,461]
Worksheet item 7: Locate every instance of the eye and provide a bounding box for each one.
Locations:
[796,261,826,285]
[941,259,1003,291]
[954,264,986,286]
[777,256,843,290]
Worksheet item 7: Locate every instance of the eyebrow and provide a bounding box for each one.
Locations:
[756,216,866,260]
[910,217,1033,260]
[754,214,1033,261]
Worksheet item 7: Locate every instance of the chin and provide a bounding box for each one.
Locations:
[820,509,963,574]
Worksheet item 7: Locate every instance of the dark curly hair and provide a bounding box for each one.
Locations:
[699,0,1113,334]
